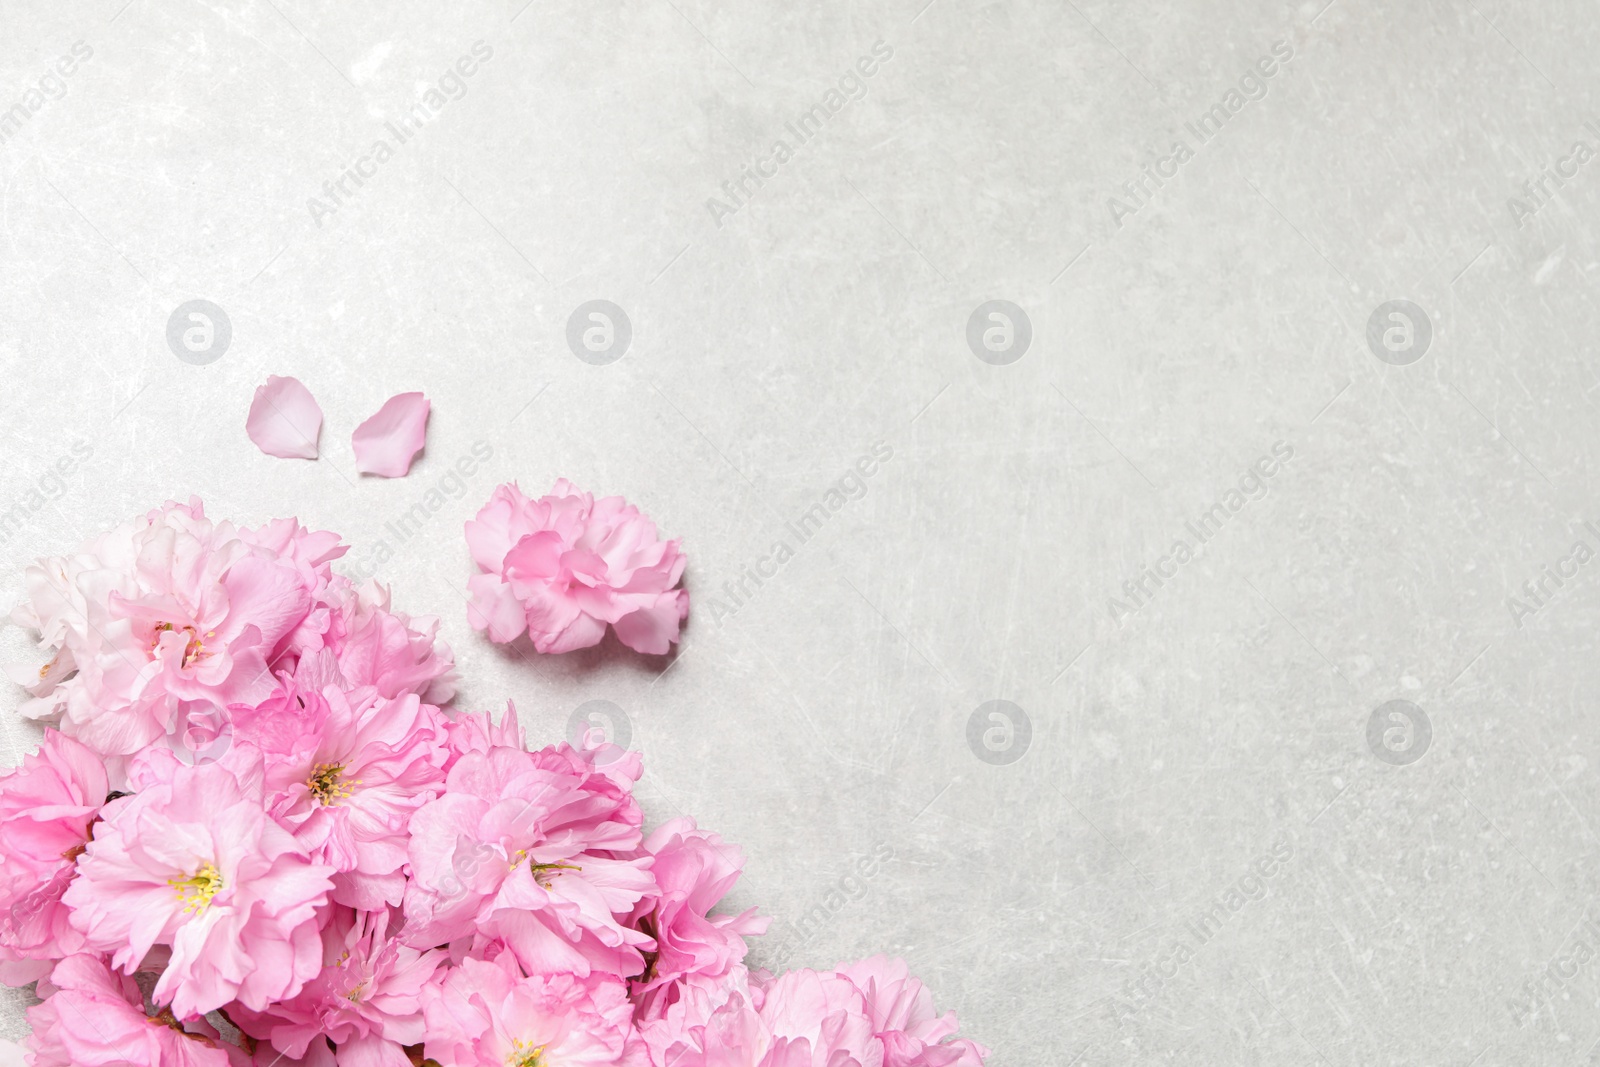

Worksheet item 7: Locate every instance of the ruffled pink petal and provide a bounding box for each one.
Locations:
[466,573,527,644]
[612,590,689,655]
[246,376,323,460]
[530,611,607,654]
[352,393,430,478]
[337,1035,412,1067]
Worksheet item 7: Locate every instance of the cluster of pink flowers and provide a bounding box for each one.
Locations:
[0,500,986,1067]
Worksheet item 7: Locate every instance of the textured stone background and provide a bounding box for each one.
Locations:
[2,1,1600,1063]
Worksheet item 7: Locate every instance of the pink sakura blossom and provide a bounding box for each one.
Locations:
[230,908,444,1067]
[629,819,766,1023]
[465,481,689,655]
[24,954,233,1067]
[834,959,987,1067]
[633,966,759,1067]
[314,578,458,705]
[237,518,347,658]
[352,393,430,478]
[4,500,459,776]
[62,750,335,1018]
[232,681,451,909]
[754,969,880,1067]
[442,703,525,771]
[6,500,322,761]
[421,948,641,1067]
[0,499,988,1067]
[246,376,324,461]
[675,964,985,1067]
[401,743,655,978]
[0,731,106,984]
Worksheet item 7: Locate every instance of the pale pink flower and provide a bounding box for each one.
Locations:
[238,518,347,659]
[754,969,880,1067]
[421,949,642,1067]
[834,959,986,1067]
[684,964,986,1067]
[317,579,458,705]
[247,376,324,461]
[62,750,335,1018]
[0,730,105,984]
[7,500,320,761]
[401,744,654,978]
[352,393,430,478]
[633,966,758,1067]
[233,682,451,909]
[629,819,766,1023]
[465,481,689,655]
[230,908,444,1067]
[24,954,232,1067]
[2,502,462,772]
[442,703,525,771]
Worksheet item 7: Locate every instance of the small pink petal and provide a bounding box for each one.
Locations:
[246,376,323,460]
[352,392,430,477]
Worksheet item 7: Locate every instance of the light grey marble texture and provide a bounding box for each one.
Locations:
[2,0,1599,1063]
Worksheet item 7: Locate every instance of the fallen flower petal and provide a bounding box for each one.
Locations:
[247,376,323,460]
[352,392,430,478]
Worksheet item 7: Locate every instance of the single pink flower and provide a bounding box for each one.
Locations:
[6,500,319,763]
[443,703,525,771]
[401,743,654,978]
[834,959,986,1067]
[0,730,105,984]
[24,954,232,1067]
[319,579,458,704]
[233,682,451,909]
[246,376,324,461]
[421,949,641,1067]
[697,965,987,1067]
[230,907,444,1067]
[754,969,880,1067]
[238,518,348,658]
[62,750,335,1018]
[629,818,766,1022]
[352,393,430,478]
[633,966,759,1067]
[465,481,689,655]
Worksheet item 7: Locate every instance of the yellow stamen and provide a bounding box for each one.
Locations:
[169,862,223,913]
[308,763,357,805]
[508,1040,546,1067]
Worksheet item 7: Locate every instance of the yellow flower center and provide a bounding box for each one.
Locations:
[508,1040,547,1067]
[309,763,357,805]
[170,862,223,913]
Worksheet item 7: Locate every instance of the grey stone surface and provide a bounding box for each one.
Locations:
[2,0,1599,1063]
